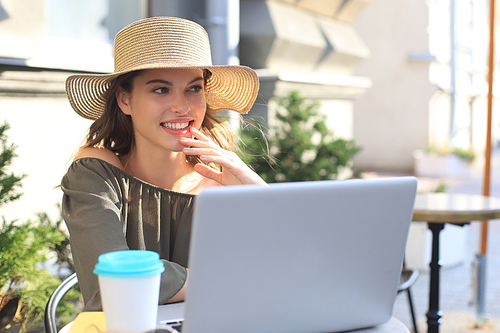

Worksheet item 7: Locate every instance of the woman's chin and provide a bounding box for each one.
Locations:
[171,142,189,154]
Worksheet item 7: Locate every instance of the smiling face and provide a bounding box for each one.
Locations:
[116,68,207,154]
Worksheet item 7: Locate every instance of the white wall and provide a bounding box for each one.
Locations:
[0,0,145,224]
[322,99,353,140]
[351,0,436,173]
[1,97,92,224]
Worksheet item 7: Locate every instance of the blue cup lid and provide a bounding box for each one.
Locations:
[94,250,165,278]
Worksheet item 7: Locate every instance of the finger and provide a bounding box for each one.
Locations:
[183,147,230,158]
[180,137,215,149]
[189,127,211,141]
[178,137,194,148]
[193,164,222,183]
[199,154,232,166]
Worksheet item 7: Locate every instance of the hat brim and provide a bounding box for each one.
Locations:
[66,65,260,120]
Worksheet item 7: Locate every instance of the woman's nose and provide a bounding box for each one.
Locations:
[171,92,190,115]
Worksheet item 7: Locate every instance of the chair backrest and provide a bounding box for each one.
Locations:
[398,268,419,292]
[44,273,78,333]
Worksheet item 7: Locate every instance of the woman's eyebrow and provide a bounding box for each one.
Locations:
[145,77,204,85]
[145,79,172,85]
[191,76,204,84]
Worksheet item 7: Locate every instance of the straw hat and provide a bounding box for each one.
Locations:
[66,16,260,120]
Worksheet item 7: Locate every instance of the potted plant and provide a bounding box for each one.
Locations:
[413,145,476,178]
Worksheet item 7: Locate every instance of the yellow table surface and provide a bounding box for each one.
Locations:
[68,312,106,333]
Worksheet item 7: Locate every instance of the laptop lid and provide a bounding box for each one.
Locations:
[174,177,417,333]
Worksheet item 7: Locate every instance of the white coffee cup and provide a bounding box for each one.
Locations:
[94,250,165,332]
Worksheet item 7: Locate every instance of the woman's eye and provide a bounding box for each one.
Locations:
[188,85,203,93]
[153,87,169,94]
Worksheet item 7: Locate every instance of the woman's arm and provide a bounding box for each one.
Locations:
[61,158,188,310]
[166,269,188,303]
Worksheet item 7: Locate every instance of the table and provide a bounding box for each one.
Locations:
[66,312,409,333]
[412,193,500,333]
[356,317,410,332]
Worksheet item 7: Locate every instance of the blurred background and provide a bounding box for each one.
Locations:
[1,0,499,332]
[1,0,497,222]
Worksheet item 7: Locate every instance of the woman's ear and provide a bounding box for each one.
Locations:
[116,87,131,115]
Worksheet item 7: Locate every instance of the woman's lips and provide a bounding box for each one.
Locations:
[160,120,193,135]
[161,121,190,130]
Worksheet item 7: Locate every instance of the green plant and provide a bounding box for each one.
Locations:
[0,123,25,206]
[0,121,78,332]
[434,182,448,193]
[426,145,476,162]
[453,147,476,162]
[240,91,361,182]
[0,217,79,332]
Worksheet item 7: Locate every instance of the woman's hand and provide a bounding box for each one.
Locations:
[180,127,267,186]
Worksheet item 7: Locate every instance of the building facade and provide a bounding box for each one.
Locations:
[352,0,498,173]
[0,0,371,221]
[0,0,144,222]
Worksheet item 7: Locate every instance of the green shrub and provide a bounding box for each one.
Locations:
[453,147,476,162]
[0,123,24,206]
[0,121,78,332]
[240,91,361,182]
[426,145,476,162]
[0,216,79,332]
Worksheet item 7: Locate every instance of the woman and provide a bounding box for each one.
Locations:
[61,16,266,311]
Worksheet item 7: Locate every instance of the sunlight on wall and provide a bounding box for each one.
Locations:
[1,98,92,225]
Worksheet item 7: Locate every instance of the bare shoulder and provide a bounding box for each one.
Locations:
[74,147,125,171]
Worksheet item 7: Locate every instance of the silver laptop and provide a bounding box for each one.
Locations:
[158,177,417,333]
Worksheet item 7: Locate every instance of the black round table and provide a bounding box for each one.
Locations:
[412,193,500,333]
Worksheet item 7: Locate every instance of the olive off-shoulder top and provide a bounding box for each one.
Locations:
[61,158,193,311]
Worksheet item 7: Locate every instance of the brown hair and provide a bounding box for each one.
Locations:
[82,69,238,166]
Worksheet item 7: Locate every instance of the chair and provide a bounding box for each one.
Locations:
[44,273,79,333]
[0,296,19,331]
[398,267,420,333]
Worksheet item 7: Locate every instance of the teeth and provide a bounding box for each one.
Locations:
[162,122,189,130]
